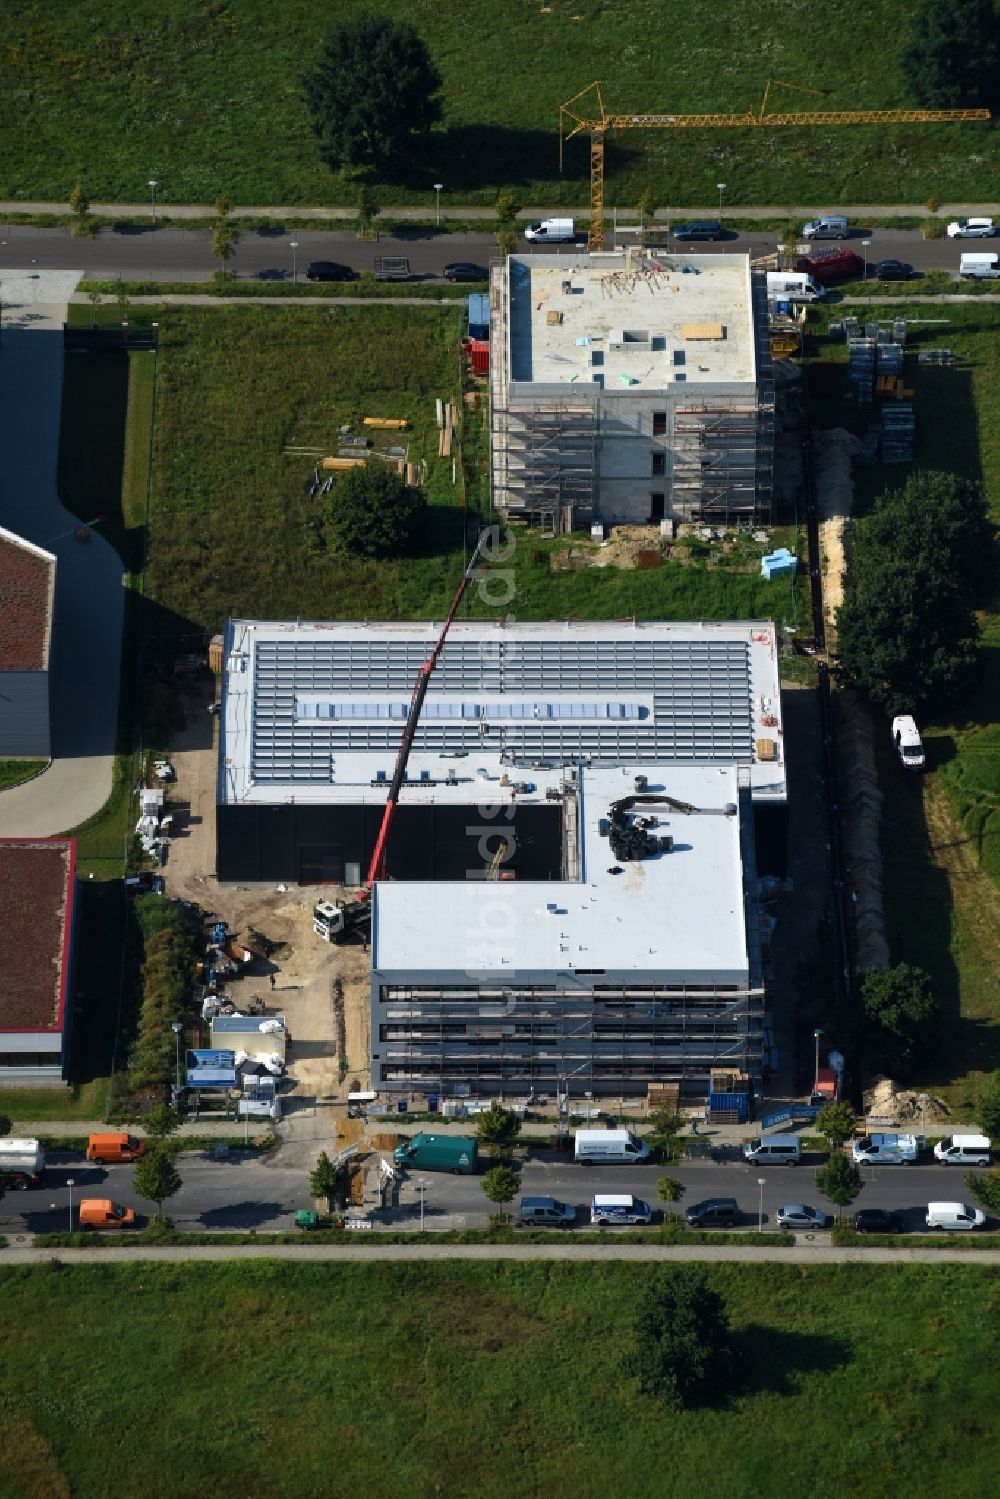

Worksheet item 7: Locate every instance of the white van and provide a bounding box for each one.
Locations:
[591,1194,653,1226]
[925,1201,986,1231]
[574,1127,650,1164]
[959,252,1000,279]
[524,218,575,243]
[802,215,849,239]
[742,1134,801,1166]
[852,1132,920,1165]
[891,715,925,770]
[933,1134,991,1167]
[766,271,823,303]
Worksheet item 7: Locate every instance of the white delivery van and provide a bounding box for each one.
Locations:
[743,1134,801,1166]
[574,1127,650,1164]
[524,218,576,243]
[766,271,823,303]
[0,1137,46,1188]
[891,715,925,770]
[852,1132,920,1165]
[590,1194,653,1226]
[959,252,1000,279]
[933,1134,992,1167]
[925,1201,986,1231]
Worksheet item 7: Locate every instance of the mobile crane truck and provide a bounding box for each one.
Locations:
[313,532,487,943]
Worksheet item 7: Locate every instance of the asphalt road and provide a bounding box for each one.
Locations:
[0,224,976,283]
[2,1149,986,1237]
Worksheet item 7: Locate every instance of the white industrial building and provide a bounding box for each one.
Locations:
[489,249,774,532]
[218,617,787,1100]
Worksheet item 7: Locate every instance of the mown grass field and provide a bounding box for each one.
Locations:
[0,1261,997,1499]
[0,759,44,790]
[806,301,1000,1104]
[2,1,997,206]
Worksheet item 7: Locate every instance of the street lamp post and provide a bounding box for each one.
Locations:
[417,1177,428,1232]
[148,179,158,228]
[757,1177,766,1233]
[171,1021,183,1091]
[813,1028,823,1096]
[717,181,726,222]
[67,1177,76,1232]
[433,183,443,228]
[290,239,299,285]
[862,239,872,280]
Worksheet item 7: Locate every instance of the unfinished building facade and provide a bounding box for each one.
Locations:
[490,250,774,532]
[218,618,787,1102]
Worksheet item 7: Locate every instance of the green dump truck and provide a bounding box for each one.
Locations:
[393,1133,479,1174]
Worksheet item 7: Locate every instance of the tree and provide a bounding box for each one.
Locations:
[327,464,426,560]
[356,182,381,230]
[495,189,522,226]
[901,0,1000,109]
[814,1152,863,1213]
[638,187,659,230]
[309,1150,340,1202]
[132,1145,182,1220]
[481,1164,519,1219]
[964,1168,1000,1216]
[476,1102,522,1151]
[860,963,939,1079]
[836,473,994,714]
[656,1175,685,1207]
[975,1071,1000,1142]
[647,1106,682,1160]
[144,1104,180,1141]
[816,1102,857,1149]
[623,1265,733,1407]
[211,217,239,278]
[69,182,90,218]
[303,12,442,170]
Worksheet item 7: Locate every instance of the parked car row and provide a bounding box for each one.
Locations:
[516,1195,989,1232]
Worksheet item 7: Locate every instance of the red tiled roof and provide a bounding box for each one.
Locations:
[0,840,75,1031]
[0,530,55,671]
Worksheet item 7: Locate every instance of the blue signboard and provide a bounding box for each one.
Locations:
[186,1048,237,1088]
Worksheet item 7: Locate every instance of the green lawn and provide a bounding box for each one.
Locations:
[0,1262,996,1499]
[137,303,806,640]
[0,759,45,790]
[2,1,997,206]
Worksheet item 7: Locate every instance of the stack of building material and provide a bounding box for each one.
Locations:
[760,547,798,580]
[880,402,915,463]
[848,337,876,407]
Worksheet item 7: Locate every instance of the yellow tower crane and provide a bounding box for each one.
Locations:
[559,80,991,252]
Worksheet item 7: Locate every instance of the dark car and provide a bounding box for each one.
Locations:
[874,259,913,281]
[685,1197,740,1229]
[304,260,358,282]
[853,1209,905,1234]
[672,220,724,241]
[443,262,488,282]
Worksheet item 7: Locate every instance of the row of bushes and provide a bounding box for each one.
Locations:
[32,1226,796,1249]
[122,896,199,1098]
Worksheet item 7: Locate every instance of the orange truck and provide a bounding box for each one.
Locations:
[85,1132,147,1164]
[78,1199,137,1230]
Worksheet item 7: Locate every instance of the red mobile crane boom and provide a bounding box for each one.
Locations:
[313,532,487,942]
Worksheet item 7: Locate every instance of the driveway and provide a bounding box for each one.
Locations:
[0,269,124,836]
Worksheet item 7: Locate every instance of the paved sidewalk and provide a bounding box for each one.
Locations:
[2,1242,998,1264]
[0,269,124,837]
[6,199,1000,222]
[14,1118,254,1138]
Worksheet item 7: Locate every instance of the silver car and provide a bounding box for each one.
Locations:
[946,217,996,238]
[775,1204,831,1230]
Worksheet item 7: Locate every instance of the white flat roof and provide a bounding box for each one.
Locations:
[371,763,748,984]
[508,252,756,387]
[219,618,786,806]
